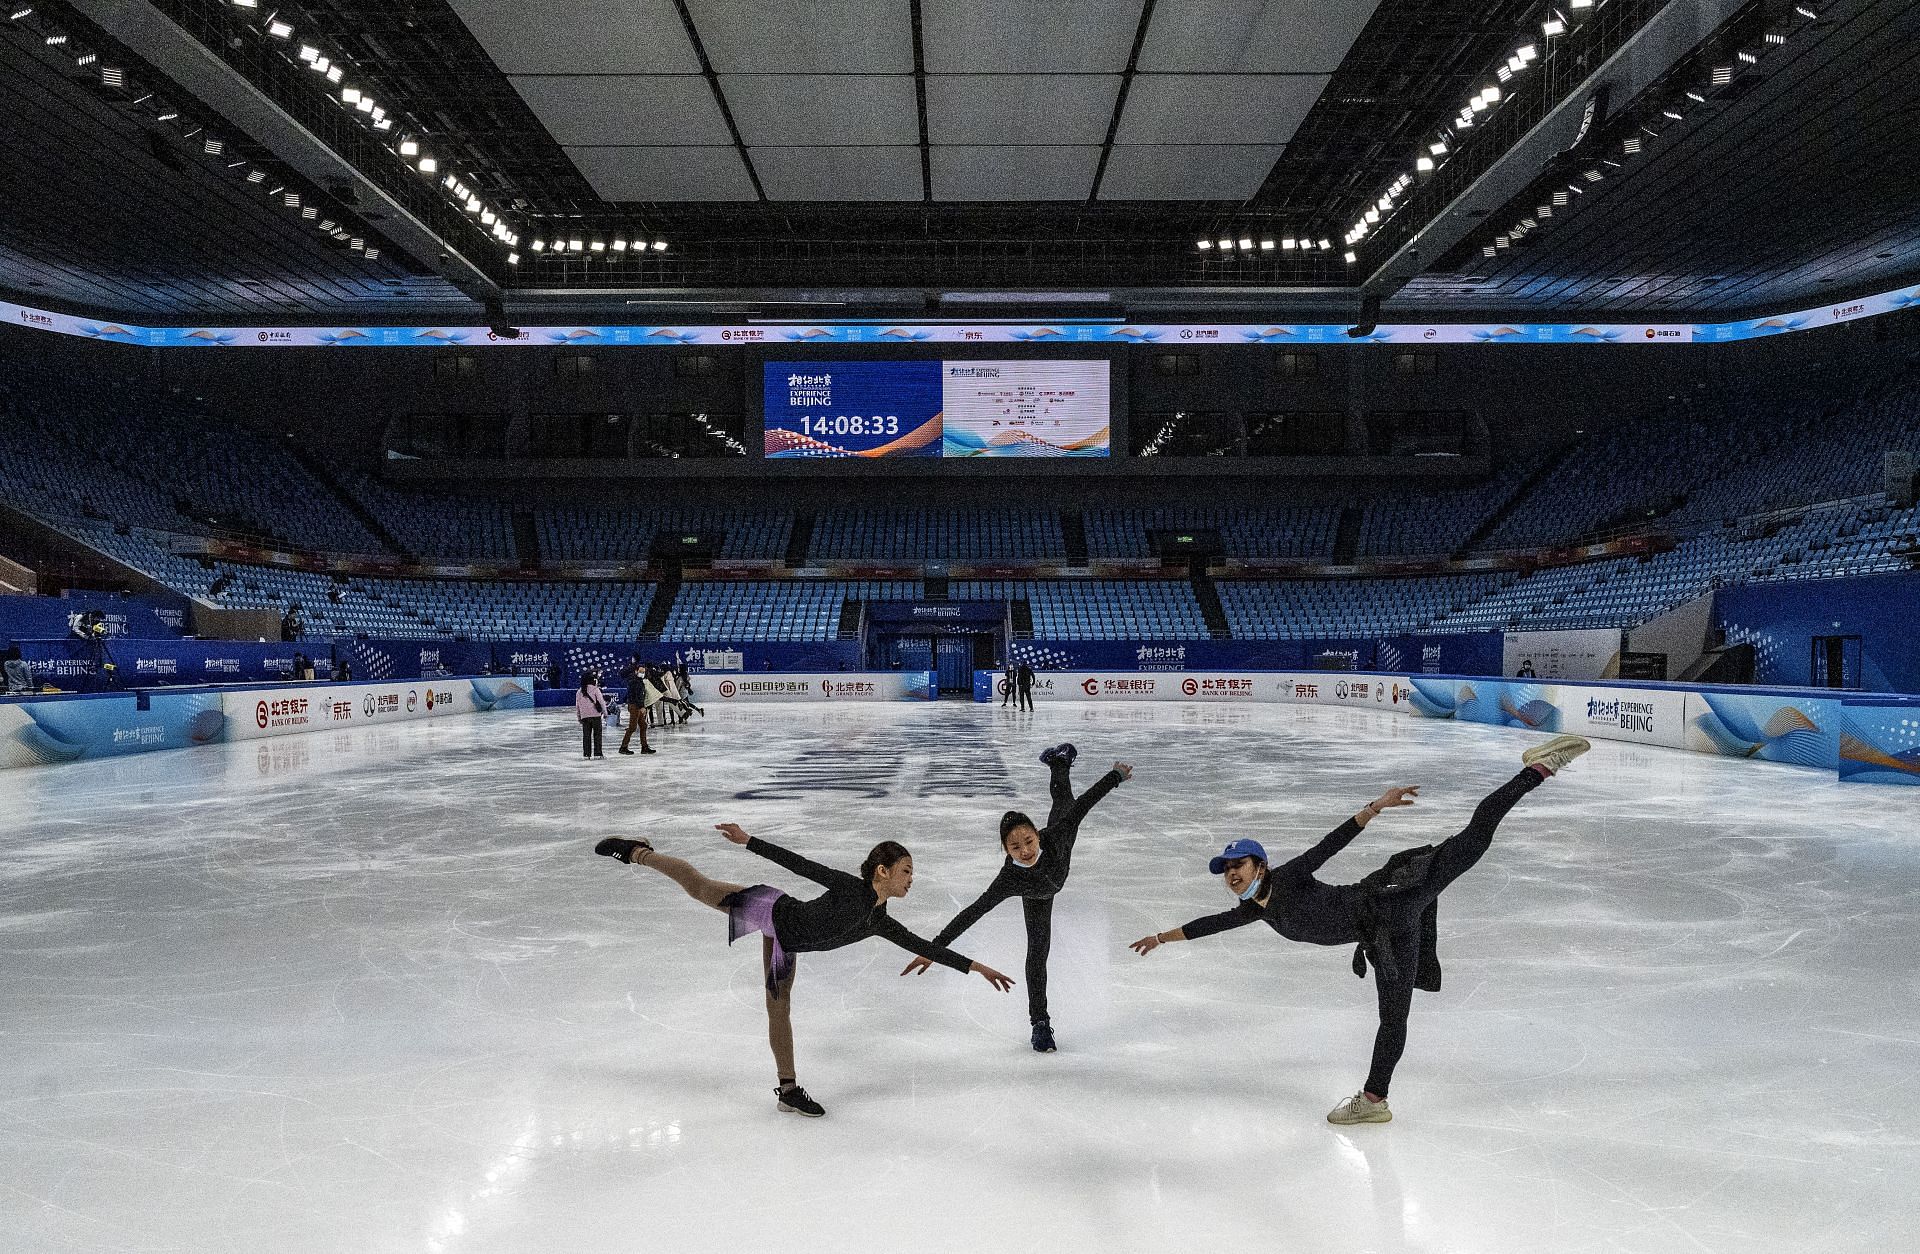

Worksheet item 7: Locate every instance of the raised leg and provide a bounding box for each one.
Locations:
[1044,760,1076,827]
[636,850,745,911]
[1419,768,1542,900]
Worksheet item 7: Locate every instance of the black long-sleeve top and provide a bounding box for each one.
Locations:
[744,837,975,973]
[931,769,1124,947]
[1180,818,1367,947]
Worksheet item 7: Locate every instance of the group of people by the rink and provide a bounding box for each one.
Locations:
[593,729,1594,1122]
[573,655,703,760]
[998,659,1036,710]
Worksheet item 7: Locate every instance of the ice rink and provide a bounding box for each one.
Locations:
[4,700,1919,1253]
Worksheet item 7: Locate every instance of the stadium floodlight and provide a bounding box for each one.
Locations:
[326,66,343,83]
[203,137,224,155]
[10,8,33,20]
[1318,239,1331,250]
[589,239,606,251]
[1259,239,1275,251]
[417,157,437,173]
[363,247,378,260]
[1236,237,1253,250]
[101,66,123,87]
[1343,251,1356,263]
[1794,4,1817,15]
[1364,207,1380,223]
[1542,18,1565,36]
[1516,44,1537,62]
[355,97,374,113]
[651,241,668,251]
[1430,141,1448,156]
[507,253,518,265]
[231,0,259,9]
[310,56,329,73]
[1195,239,1211,250]
[1416,156,1434,172]
[530,238,545,251]
[341,87,360,104]
[1570,0,1592,8]
[1216,237,1233,250]
[1711,66,1732,85]
[268,20,292,38]
[297,45,317,62]
[611,238,629,251]
[568,237,584,251]
[398,139,418,156]
[245,168,265,184]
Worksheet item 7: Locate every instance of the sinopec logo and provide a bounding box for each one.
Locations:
[1081,678,1100,696]
[255,700,269,729]
[1181,677,1199,696]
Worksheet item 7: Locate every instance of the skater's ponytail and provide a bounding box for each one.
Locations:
[861,840,911,883]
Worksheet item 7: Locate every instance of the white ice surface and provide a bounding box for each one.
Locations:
[3,702,1919,1253]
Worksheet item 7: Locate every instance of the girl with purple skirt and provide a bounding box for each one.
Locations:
[595,823,1014,1118]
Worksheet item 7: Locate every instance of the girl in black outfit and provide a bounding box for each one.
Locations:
[595,824,1014,1118]
[1130,733,1590,1125]
[902,743,1130,1053]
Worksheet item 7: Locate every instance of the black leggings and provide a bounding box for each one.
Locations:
[1018,759,1079,1024]
[1363,767,1542,1098]
[580,717,603,757]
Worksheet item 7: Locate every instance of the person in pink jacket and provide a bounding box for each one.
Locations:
[575,671,607,760]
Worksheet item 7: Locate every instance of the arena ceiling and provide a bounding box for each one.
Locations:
[1,0,1915,324]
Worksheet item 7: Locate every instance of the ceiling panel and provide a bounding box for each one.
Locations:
[1098,145,1286,200]
[685,0,913,73]
[721,75,920,147]
[446,0,698,74]
[1138,0,1383,73]
[926,75,1122,146]
[565,146,759,201]
[1116,74,1328,145]
[752,146,924,201]
[508,76,732,147]
[921,0,1146,73]
[931,146,1103,200]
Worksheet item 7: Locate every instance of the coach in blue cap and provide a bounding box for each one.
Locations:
[1131,733,1591,1127]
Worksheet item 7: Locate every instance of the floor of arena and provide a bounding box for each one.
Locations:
[3,701,1916,1253]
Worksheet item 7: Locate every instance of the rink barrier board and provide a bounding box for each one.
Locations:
[970,670,1920,786]
[0,676,534,771]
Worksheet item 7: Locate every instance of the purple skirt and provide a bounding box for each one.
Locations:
[722,884,794,995]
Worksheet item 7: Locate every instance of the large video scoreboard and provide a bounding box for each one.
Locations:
[764,360,1111,459]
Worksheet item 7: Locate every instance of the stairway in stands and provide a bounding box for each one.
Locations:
[1191,572,1231,639]
[511,508,540,570]
[1331,506,1363,565]
[639,564,679,636]
[1061,509,1088,565]
[784,512,814,566]
[282,442,415,561]
[1455,441,1579,557]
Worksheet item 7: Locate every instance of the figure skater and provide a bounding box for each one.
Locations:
[1129,733,1590,1125]
[595,823,1015,1118]
[903,743,1129,1052]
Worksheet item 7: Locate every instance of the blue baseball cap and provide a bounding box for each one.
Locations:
[1209,839,1268,874]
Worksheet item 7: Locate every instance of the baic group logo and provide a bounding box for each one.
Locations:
[363,694,377,719]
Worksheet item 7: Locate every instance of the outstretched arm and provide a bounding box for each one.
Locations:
[873,914,1015,992]
[717,824,859,890]
[1286,785,1422,874]
[903,874,1016,975]
[1130,898,1260,954]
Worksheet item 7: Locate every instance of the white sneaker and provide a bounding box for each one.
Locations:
[1327,1092,1393,1125]
[1522,734,1591,775]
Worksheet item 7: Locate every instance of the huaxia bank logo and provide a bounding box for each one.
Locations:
[1587,697,1656,733]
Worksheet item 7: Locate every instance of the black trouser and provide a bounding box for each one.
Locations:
[580,717,603,758]
[1022,758,1079,1024]
[1001,677,1015,706]
[620,704,649,752]
[1017,684,1033,711]
[1362,768,1542,1098]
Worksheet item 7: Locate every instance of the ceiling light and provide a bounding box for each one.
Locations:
[100,66,123,87]
[355,97,374,113]
[43,33,66,45]
[1737,50,1758,64]
[301,206,317,219]
[363,248,379,260]
[398,139,418,156]
[651,241,668,252]
[1662,108,1683,120]
[318,218,336,231]
[9,8,34,19]
[1470,95,1488,113]
[507,253,518,266]
[612,239,629,251]
[1259,239,1275,251]
[1623,136,1642,154]
[1429,141,1448,156]
[75,51,97,67]
[282,191,299,206]
[1343,251,1356,264]
[1542,18,1564,36]
[530,238,545,252]
[1482,85,1501,103]
[1364,208,1379,223]
[1281,238,1296,250]
[1195,239,1211,250]
[297,45,317,62]
[1685,90,1706,102]
[373,117,392,130]
[568,237,584,251]
[341,87,360,104]
[245,168,265,184]
[1217,237,1233,250]
[481,209,496,225]
[1496,64,1513,82]
[417,157,437,173]
[1517,44,1537,61]
[1570,0,1592,8]
[1416,156,1434,172]
[203,137,224,155]
[310,56,329,73]
[349,237,364,251]
[1236,237,1253,250]
[590,239,606,252]
[1794,4,1817,15]
[1711,66,1732,85]
[1318,239,1331,250]
[325,65,343,83]
[268,20,292,38]
[1482,245,1497,258]
[230,0,259,9]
